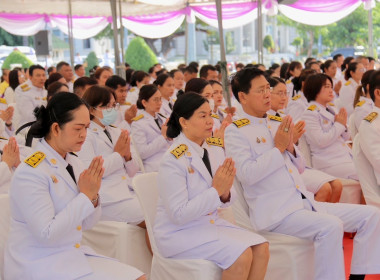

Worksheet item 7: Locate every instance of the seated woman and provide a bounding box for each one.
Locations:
[284,61,302,98]
[154,93,269,280]
[267,77,342,202]
[126,71,150,105]
[78,85,144,225]
[154,73,175,118]
[94,67,113,86]
[4,93,145,280]
[131,84,171,172]
[302,73,358,180]
[350,70,375,138]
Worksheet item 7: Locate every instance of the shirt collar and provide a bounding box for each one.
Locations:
[241,110,268,125]
[40,138,69,167]
[178,132,207,158]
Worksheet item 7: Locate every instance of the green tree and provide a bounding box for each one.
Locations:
[263,35,275,53]
[125,37,157,72]
[291,37,303,56]
[0,28,34,46]
[2,50,33,69]
[84,51,99,76]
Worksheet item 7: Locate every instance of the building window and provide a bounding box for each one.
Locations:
[83,39,91,49]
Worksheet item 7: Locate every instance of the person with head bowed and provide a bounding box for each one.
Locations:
[131,84,171,172]
[154,73,175,118]
[4,92,145,280]
[224,67,380,280]
[154,92,269,280]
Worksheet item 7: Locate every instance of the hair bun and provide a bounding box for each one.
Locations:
[33,106,47,120]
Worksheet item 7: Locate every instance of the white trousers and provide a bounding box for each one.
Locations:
[269,200,380,280]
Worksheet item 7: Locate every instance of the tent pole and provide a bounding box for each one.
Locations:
[368,8,374,57]
[216,0,231,107]
[67,0,75,67]
[119,0,125,78]
[257,0,263,64]
[185,16,189,65]
[110,0,122,76]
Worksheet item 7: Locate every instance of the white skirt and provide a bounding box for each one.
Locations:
[301,168,336,194]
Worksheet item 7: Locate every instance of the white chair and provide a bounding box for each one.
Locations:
[298,135,361,204]
[132,173,222,280]
[81,221,152,276]
[231,179,314,280]
[0,194,11,280]
[131,136,145,173]
[352,135,380,208]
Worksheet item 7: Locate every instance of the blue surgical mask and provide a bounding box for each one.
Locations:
[100,108,118,126]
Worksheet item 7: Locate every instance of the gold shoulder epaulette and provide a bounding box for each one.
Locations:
[355,100,366,107]
[0,98,7,104]
[292,95,301,101]
[328,102,335,106]
[24,151,46,168]
[232,118,250,128]
[211,114,219,119]
[22,86,30,92]
[132,114,144,122]
[20,83,28,89]
[129,87,135,92]
[364,112,378,123]
[170,144,188,159]
[206,137,223,147]
[307,105,317,111]
[0,136,8,140]
[122,102,132,106]
[345,80,351,86]
[268,115,282,122]
[286,80,292,84]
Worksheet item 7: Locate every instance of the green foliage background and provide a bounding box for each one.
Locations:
[125,37,157,72]
[84,51,99,76]
[2,50,33,69]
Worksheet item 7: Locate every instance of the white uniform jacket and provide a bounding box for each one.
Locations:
[114,102,132,132]
[285,91,308,122]
[351,96,374,138]
[131,110,171,172]
[125,87,139,105]
[338,78,359,116]
[159,97,173,119]
[225,112,322,231]
[154,133,235,257]
[4,139,103,280]
[14,80,47,128]
[357,106,380,185]
[77,122,140,206]
[302,101,352,170]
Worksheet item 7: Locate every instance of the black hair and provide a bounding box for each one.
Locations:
[321,60,335,73]
[184,65,197,74]
[368,56,375,62]
[280,63,290,79]
[285,61,302,80]
[47,82,69,101]
[306,61,320,70]
[304,57,316,68]
[131,71,149,87]
[28,93,87,140]
[169,69,180,77]
[153,73,171,87]
[209,80,222,87]
[269,63,280,71]
[199,65,217,79]
[82,85,116,120]
[9,69,22,91]
[105,75,127,89]
[166,92,208,138]
[188,61,199,70]
[136,84,158,110]
[354,69,375,106]
[266,76,285,88]
[29,65,45,77]
[368,70,380,102]
[303,73,333,102]
[231,67,264,102]
[294,69,317,93]
[56,61,70,72]
[345,62,359,81]
[47,66,56,75]
[125,68,134,84]
[74,64,83,71]
[333,54,343,61]
[342,56,354,72]
[184,78,210,94]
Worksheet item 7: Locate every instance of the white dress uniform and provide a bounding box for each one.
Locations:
[154,133,266,268]
[267,110,336,195]
[114,102,132,132]
[131,110,171,172]
[350,96,374,138]
[285,77,295,99]
[302,101,358,180]
[77,122,144,224]
[14,80,47,128]
[4,139,143,280]
[338,78,359,117]
[125,87,139,105]
[357,107,380,187]
[285,91,308,122]
[225,112,380,280]
[159,97,173,119]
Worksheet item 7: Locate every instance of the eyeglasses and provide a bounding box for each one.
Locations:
[254,86,273,95]
[97,103,120,112]
[271,90,288,97]
[357,68,366,73]
[151,97,162,103]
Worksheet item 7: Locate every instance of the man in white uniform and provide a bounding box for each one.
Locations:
[225,67,380,280]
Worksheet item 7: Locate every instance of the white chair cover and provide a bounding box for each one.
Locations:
[132,173,222,280]
[131,136,145,173]
[0,194,10,280]
[298,135,361,204]
[231,179,315,280]
[353,135,380,208]
[81,221,152,276]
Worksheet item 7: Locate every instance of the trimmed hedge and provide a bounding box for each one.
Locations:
[125,37,157,72]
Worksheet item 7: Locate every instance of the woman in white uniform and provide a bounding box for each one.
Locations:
[302,74,358,180]
[267,77,342,202]
[155,73,175,118]
[4,92,145,280]
[321,60,342,99]
[284,61,302,99]
[339,62,365,116]
[350,70,375,138]
[78,86,144,224]
[154,93,269,280]
[131,84,171,172]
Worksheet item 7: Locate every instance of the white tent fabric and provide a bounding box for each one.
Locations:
[0,15,46,36]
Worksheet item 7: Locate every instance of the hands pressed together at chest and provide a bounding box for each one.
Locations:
[212,158,236,203]
[113,130,132,161]
[79,156,104,207]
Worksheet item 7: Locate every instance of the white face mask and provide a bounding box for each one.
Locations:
[208,98,215,111]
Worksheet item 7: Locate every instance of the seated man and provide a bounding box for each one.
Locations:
[225,67,380,280]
